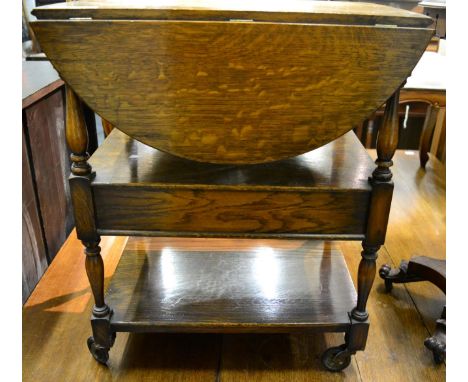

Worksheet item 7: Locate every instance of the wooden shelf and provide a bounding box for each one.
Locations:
[106,237,357,333]
[89,129,374,238]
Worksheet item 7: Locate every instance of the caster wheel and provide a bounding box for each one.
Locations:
[321,345,352,372]
[87,336,109,364]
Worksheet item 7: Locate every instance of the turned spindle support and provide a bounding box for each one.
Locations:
[323,88,402,371]
[66,85,114,363]
[66,85,93,177]
[372,90,400,182]
[351,89,400,322]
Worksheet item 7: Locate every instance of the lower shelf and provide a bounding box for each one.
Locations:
[106,237,357,333]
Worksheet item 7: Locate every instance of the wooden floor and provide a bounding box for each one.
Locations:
[23,150,446,382]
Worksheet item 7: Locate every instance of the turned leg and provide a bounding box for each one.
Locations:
[365,118,375,148]
[352,245,378,321]
[84,239,114,364]
[66,85,114,364]
[322,89,401,372]
[354,89,400,322]
[419,104,439,169]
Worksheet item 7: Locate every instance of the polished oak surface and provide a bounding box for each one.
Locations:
[31,6,432,163]
[91,129,373,190]
[33,0,432,27]
[106,238,356,332]
[90,130,373,237]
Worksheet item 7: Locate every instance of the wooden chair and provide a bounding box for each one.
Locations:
[31,0,433,372]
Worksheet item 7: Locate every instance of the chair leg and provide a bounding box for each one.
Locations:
[84,239,115,364]
[424,306,446,364]
[419,104,439,169]
[351,244,378,322]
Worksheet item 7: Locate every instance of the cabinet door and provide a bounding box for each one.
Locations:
[24,88,74,262]
[22,125,48,303]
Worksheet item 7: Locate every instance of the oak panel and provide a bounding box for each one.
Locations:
[90,130,372,236]
[106,238,357,332]
[24,89,74,261]
[22,126,48,304]
[94,187,370,236]
[31,20,432,163]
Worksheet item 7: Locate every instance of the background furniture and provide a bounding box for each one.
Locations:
[22,61,98,303]
[379,257,446,363]
[355,50,446,168]
[23,61,67,303]
[419,1,445,39]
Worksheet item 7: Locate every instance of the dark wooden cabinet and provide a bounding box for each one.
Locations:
[22,61,98,303]
[22,127,48,302]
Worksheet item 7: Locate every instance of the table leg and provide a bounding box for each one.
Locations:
[419,104,440,168]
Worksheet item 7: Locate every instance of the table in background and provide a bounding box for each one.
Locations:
[356,50,446,167]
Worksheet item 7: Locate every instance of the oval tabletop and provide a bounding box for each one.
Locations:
[31,0,433,164]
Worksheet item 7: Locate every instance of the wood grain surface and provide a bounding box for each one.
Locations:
[90,130,372,236]
[22,151,445,381]
[24,88,74,261]
[90,129,374,190]
[32,0,433,27]
[106,238,356,332]
[22,126,48,303]
[31,19,432,163]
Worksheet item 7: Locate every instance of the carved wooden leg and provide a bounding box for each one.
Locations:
[322,243,377,371]
[66,85,115,364]
[379,260,424,292]
[424,306,446,363]
[323,89,400,372]
[352,244,378,321]
[84,239,114,364]
[419,104,439,169]
[365,118,375,148]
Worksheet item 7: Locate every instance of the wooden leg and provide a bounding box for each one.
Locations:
[424,306,446,364]
[322,243,377,372]
[354,123,364,143]
[66,86,115,364]
[365,118,375,148]
[101,118,115,137]
[419,104,439,169]
[351,244,378,322]
[84,239,114,364]
[379,256,445,293]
